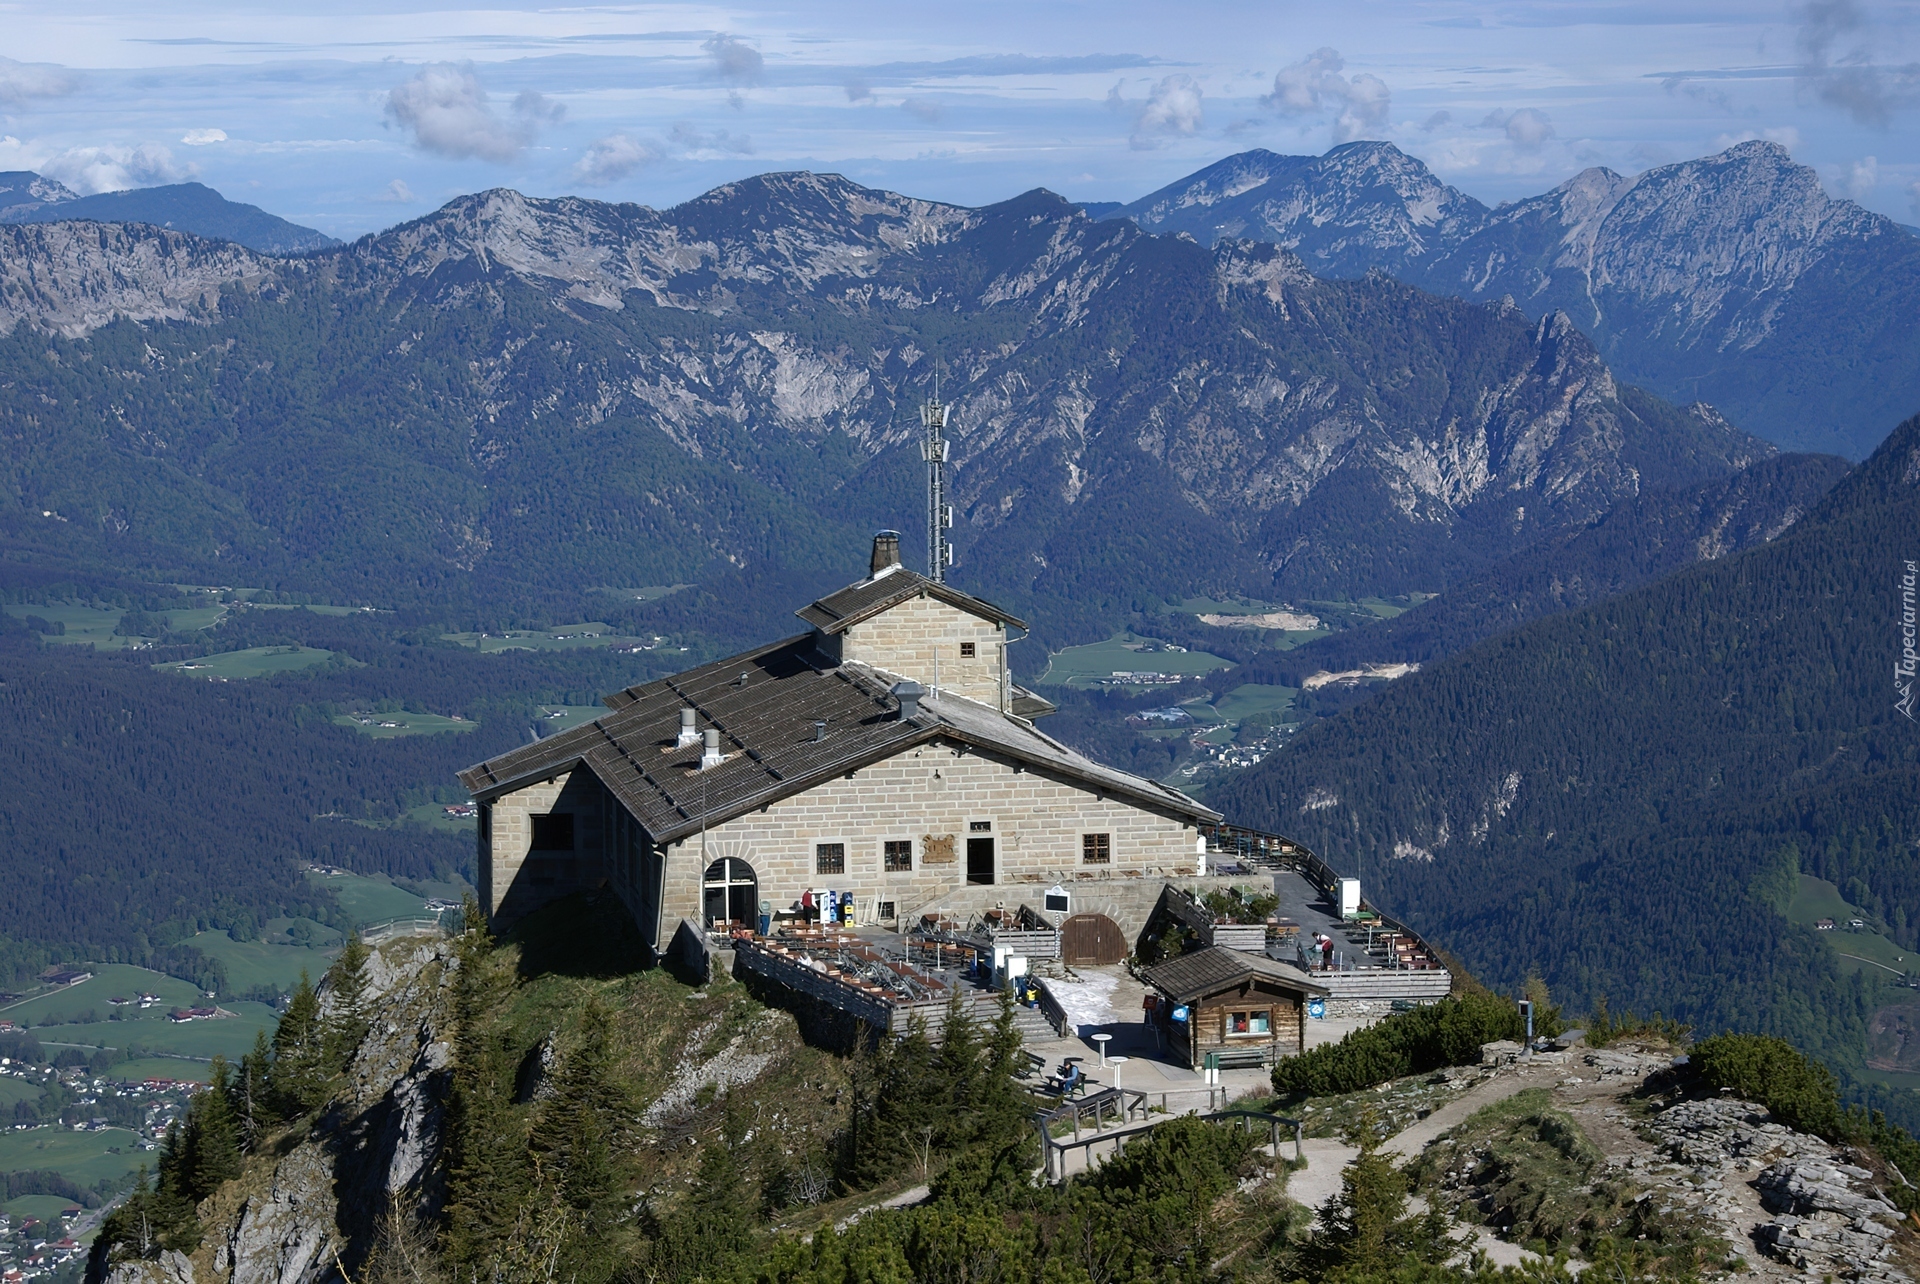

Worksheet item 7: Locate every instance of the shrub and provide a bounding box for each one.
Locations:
[1688,1033,1847,1140]
[1272,991,1522,1096]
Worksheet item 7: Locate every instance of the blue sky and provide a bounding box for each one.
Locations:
[1,0,1917,238]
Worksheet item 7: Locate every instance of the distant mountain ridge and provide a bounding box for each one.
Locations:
[0,171,1764,649]
[1110,141,1920,459]
[0,173,338,254]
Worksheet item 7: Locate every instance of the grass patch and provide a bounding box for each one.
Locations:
[0,965,206,1026]
[249,602,376,617]
[333,710,478,738]
[0,1078,44,1109]
[0,1128,146,1188]
[1213,683,1298,722]
[1786,876,1915,977]
[189,933,339,994]
[1036,632,1233,688]
[154,645,348,679]
[594,585,691,604]
[306,869,451,926]
[440,622,654,653]
[113,1057,211,1084]
[46,1006,279,1063]
[3,603,136,648]
[533,705,611,734]
[4,1193,85,1222]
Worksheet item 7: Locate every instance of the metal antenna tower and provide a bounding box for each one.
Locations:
[920,380,953,582]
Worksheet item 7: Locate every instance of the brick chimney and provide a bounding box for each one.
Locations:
[870,530,902,577]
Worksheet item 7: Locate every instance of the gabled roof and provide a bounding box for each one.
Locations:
[458,634,1215,846]
[795,566,1027,635]
[1140,946,1328,1004]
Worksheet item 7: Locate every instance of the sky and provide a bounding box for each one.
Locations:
[1,1,1917,239]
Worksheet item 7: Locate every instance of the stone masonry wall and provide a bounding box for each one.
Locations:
[483,769,609,928]
[658,738,1199,927]
[834,594,1007,709]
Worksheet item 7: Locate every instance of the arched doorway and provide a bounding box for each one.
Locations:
[703,857,758,927]
[1061,913,1128,966]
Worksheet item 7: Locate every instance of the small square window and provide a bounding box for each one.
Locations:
[815,842,846,875]
[970,820,993,832]
[960,641,976,658]
[884,840,913,872]
[531,812,574,851]
[1250,1011,1271,1035]
[876,901,897,921]
[1082,832,1111,864]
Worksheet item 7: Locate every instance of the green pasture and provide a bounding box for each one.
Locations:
[0,1127,145,1188]
[1786,875,1915,977]
[190,933,338,994]
[49,1006,279,1063]
[163,605,227,632]
[249,602,373,617]
[441,622,649,653]
[1212,683,1298,722]
[1786,874,1855,927]
[4,603,134,648]
[0,966,206,1026]
[0,1078,44,1109]
[1172,596,1289,616]
[258,916,343,949]
[307,869,448,926]
[397,802,478,834]
[4,1194,83,1223]
[594,585,690,603]
[114,1057,210,1084]
[534,705,611,734]
[333,710,477,738]
[154,645,347,679]
[1035,633,1233,688]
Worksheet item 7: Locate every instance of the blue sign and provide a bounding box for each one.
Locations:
[1171,1005,1189,1023]
[1307,998,1327,1020]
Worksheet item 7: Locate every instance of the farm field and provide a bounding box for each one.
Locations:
[0,1078,44,1109]
[4,1194,81,1223]
[396,802,478,834]
[3,603,136,648]
[114,1057,211,1084]
[190,932,338,994]
[594,585,690,604]
[1786,875,1915,978]
[440,622,653,653]
[247,602,376,617]
[154,646,348,679]
[308,869,459,926]
[0,1127,144,1189]
[333,710,477,738]
[47,1009,278,1064]
[1212,683,1298,722]
[1036,633,1232,688]
[0,966,206,1026]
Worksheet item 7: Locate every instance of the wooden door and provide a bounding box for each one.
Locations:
[1061,913,1127,965]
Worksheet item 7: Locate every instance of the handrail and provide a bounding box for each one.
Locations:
[1032,1102,1305,1182]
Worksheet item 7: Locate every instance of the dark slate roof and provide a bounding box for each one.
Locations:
[458,634,1215,847]
[1139,946,1328,1004]
[795,566,1027,635]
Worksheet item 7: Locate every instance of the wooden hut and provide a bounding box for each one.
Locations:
[1140,946,1328,1068]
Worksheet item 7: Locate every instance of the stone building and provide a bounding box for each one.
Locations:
[458,533,1220,952]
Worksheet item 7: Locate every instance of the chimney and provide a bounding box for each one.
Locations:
[676,708,700,748]
[813,720,829,743]
[891,679,925,721]
[870,530,902,578]
[700,727,725,770]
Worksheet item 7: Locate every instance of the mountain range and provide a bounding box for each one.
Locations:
[0,175,1769,651]
[0,171,337,254]
[1110,141,1920,460]
[1211,411,1920,1123]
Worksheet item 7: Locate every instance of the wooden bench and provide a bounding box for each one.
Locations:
[1210,1047,1276,1070]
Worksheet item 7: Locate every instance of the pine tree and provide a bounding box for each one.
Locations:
[234,1028,271,1151]
[526,999,631,1282]
[443,926,533,1278]
[324,932,372,1070]
[185,1056,243,1201]
[269,971,326,1117]
[1318,1117,1407,1273]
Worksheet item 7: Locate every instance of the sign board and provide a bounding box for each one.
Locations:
[1171,1005,1189,1023]
[1043,885,1071,914]
[1307,997,1327,1020]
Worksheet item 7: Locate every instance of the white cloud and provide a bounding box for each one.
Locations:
[1263,47,1390,143]
[374,178,416,203]
[844,77,873,103]
[705,34,762,107]
[572,133,658,185]
[1131,73,1203,150]
[384,65,559,163]
[180,128,227,146]
[1421,110,1451,133]
[1480,107,1556,152]
[901,97,942,123]
[669,122,753,155]
[41,143,193,194]
[1796,0,1920,128]
[0,58,75,108]
[1843,154,1878,198]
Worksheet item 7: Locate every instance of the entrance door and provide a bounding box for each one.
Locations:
[965,836,995,885]
[1062,913,1128,965]
[702,858,758,927]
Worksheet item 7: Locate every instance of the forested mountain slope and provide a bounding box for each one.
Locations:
[1211,412,1920,1121]
[1243,450,1850,683]
[1114,142,1920,459]
[0,177,338,254]
[0,175,1764,653]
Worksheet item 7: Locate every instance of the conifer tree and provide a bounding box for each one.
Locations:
[234,1028,271,1152]
[269,971,326,1116]
[526,998,631,1282]
[186,1056,243,1200]
[442,923,534,1278]
[324,932,372,1070]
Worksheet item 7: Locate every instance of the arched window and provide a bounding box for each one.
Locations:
[702,857,758,927]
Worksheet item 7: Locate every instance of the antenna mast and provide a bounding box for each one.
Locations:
[920,379,953,582]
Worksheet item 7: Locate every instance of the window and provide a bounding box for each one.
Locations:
[1229,1010,1271,1036]
[1230,1011,1249,1034]
[1082,832,1112,864]
[1250,1011,1271,1035]
[883,840,913,872]
[531,812,574,851]
[876,901,897,921]
[960,641,976,657]
[970,820,993,832]
[815,842,846,875]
